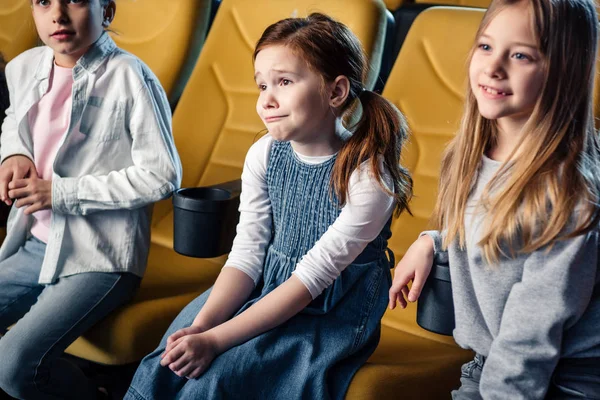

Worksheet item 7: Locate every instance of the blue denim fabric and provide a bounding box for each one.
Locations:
[453,354,600,400]
[0,237,140,400]
[126,140,393,400]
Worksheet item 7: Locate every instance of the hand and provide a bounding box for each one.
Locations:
[388,235,435,310]
[0,156,37,206]
[160,331,219,379]
[7,176,52,215]
[166,323,207,349]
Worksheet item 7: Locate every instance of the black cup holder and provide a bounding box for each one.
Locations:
[173,180,241,258]
[416,262,455,336]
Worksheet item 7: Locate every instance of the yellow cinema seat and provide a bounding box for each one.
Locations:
[415,0,490,7]
[347,7,484,398]
[109,0,212,103]
[0,0,38,61]
[384,0,405,10]
[65,0,388,365]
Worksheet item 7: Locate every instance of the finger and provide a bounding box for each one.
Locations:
[176,361,197,378]
[164,336,185,358]
[8,186,31,200]
[161,341,185,367]
[401,286,410,299]
[398,291,408,309]
[391,266,414,289]
[8,179,29,191]
[167,328,190,346]
[169,353,191,374]
[0,171,13,203]
[409,272,427,302]
[388,293,397,310]
[24,202,45,215]
[14,195,36,209]
[187,366,204,380]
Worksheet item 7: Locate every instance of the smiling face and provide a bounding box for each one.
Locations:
[469,0,546,130]
[31,0,115,68]
[254,45,337,147]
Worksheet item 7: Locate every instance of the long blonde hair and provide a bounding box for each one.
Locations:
[433,0,600,263]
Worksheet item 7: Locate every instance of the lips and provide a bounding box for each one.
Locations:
[51,30,75,39]
[264,115,287,122]
[479,85,512,96]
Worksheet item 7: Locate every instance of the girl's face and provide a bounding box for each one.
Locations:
[469,1,545,131]
[254,45,336,147]
[31,0,115,68]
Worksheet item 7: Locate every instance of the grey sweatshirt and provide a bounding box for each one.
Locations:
[426,156,600,399]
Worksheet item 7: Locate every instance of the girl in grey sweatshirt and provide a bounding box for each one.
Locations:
[389,0,600,398]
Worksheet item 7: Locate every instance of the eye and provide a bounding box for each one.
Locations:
[36,0,50,6]
[513,52,531,61]
[280,79,292,86]
[258,84,267,91]
[478,43,491,52]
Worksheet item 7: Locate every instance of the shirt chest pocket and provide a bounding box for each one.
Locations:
[80,97,126,142]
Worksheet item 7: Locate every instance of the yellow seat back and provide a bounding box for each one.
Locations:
[0,0,38,61]
[170,0,388,193]
[382,6,484,342]
[384,0,405,9]
[66,0,389,365]
[109,0,212,101]
[415,0,490,7]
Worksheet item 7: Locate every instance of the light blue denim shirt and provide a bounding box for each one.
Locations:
[0,33,182,284]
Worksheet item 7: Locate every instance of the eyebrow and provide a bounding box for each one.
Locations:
[479,34,538,50]
[253,69,299,81]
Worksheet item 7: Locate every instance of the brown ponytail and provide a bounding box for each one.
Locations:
[254,13,412,215]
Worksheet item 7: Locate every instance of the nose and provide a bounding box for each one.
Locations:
[484,54,506,79]
[260,89,278,110]
[50,2,70,25]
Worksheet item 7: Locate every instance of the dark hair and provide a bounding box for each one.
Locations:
[253,13,412,216]
[0,53,8,124]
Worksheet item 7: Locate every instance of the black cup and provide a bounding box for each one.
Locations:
[416,262,455,336]
[173,180,241,258]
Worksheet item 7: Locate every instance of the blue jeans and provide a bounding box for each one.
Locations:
[0,237,140,400]
[453,354,600,399]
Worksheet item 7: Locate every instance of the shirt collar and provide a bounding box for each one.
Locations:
[35,32,117,81]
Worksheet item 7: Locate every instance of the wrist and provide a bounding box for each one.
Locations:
[203,326,228,355]
[191,319,212,332]
[417,234,435,257]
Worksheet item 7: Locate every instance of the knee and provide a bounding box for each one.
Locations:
[0,340,36,399]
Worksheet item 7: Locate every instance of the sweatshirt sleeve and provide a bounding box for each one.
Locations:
[480,229,599,399]
[420,230,449,266]
[222,135,273,283]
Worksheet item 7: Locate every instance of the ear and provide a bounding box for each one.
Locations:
[102,1,116,28]
[328,75,350,109]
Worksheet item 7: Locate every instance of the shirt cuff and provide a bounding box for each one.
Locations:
[52,176,80,214]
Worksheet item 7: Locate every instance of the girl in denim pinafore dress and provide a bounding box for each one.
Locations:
[127,13,412,400]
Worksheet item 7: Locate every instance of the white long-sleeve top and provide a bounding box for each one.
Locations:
[224,134,395,299]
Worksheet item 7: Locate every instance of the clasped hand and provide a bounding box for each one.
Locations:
[0,156,51,214]
[160,325,219,380]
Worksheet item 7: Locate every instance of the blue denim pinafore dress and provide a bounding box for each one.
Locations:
[126,141,393,400]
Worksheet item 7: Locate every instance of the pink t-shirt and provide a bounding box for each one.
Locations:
[28,63,73,243]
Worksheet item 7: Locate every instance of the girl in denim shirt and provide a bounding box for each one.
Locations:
[0,1,181,399]
[126,13,412,400]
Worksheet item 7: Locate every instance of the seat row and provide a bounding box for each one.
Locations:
[72,2,480,398]
[0,0,595,398]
